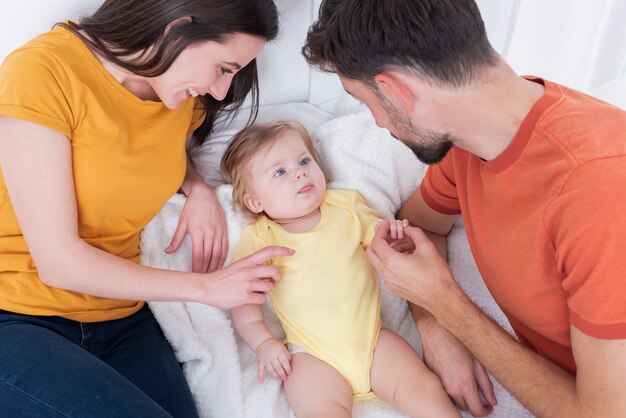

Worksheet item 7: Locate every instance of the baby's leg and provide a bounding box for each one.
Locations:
[283,352,353,418]
[371,328,460,418]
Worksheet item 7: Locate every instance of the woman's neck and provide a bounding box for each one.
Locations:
[78,29,158,101]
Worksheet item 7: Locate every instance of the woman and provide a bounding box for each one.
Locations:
[0,1,287,416]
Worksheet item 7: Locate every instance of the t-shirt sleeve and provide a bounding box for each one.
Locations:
[547,156,626,339]
[419,151,462,215]
[352,192,381,249]
[0,48,74,137]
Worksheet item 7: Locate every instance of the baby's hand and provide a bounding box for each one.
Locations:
[376,219,410,241]
[389,218,409,240]
[254,338,292,384]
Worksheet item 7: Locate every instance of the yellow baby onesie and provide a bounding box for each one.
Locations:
[234,189,381,400]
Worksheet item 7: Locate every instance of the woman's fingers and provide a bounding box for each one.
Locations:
[246,246,295,267]
[219,234,228,269]
[166,221,187,254]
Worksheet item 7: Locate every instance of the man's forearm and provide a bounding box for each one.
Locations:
[433,289,580,418]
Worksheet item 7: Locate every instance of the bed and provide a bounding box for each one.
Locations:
[3,1,626,417]
[141,105,534,418]
[136,2,625,416]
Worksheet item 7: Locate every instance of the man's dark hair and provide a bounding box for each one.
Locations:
[302,0,496,87]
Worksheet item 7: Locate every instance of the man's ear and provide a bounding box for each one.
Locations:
[374,72,417,116]
[164,16,193,37]
[243,193,264,214]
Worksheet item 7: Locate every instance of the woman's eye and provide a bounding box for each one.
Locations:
[220,67,233,75]
[300,157,311,166]
[274,168,286,177]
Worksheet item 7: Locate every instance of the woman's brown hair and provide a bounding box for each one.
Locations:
[58,0,279,147]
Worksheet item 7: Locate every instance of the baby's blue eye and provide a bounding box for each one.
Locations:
[274,168,286,177]
[300,157,311,166]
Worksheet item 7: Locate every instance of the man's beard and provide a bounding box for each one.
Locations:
[380,96,453,165]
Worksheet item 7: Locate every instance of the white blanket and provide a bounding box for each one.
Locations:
[140,111,532,417]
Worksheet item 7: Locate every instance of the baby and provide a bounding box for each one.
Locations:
[221,121,459,417]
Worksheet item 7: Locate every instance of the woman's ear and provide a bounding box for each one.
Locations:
[374,72,416,116]
[243,193,264,214]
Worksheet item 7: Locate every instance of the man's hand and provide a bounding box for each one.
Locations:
[420,314,497,416]
[367,221,459,312]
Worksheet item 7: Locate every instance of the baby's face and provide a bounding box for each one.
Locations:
[244,131,326,220]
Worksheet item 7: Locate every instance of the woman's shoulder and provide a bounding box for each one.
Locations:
[3,25,80,69]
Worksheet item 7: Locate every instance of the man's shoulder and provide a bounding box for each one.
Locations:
[537,81,626,165]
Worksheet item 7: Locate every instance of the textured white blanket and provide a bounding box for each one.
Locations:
[140,111,532,417]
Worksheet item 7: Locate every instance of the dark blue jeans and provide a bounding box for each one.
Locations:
[0,305,198,418]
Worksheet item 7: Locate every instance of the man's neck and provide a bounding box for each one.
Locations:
[434,61,546,161]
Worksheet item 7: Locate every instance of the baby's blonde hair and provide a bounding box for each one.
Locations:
[220,120,327,219]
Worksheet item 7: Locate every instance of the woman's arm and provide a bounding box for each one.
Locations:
[0,116,288,308]
[167,148,228,273]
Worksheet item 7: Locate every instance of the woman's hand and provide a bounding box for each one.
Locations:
[202,245,294,309]
[254,337,292,384]
[167,182,228,273]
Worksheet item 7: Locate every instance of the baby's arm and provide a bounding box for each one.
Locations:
[231,304,291,383]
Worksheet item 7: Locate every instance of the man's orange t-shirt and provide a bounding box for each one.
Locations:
[421,77,626,374]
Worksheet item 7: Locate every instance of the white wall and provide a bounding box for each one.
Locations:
[0,1,102,59]
[1,1,625,108]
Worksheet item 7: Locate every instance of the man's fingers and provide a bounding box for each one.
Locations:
[391,239,416,253]
[462,382,493,417]
[450,394,468,412]
[366,247,385,273]
[474,360,497,406]
[466,399,493,417]
[373,219,391,239]
[402,224,429,242]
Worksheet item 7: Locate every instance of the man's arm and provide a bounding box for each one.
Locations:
[369,222,626,418]
[436,286,626,418]
[398,190,497,415]
[397,187,457,236]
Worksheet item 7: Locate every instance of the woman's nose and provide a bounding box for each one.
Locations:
[209,76,232,101]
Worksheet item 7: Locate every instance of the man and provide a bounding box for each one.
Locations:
[302,1,626,417]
